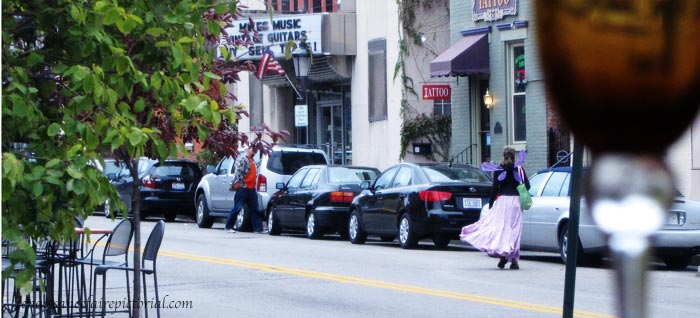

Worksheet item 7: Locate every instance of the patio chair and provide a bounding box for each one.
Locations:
[76,218,133,317]
[93,220,165,318]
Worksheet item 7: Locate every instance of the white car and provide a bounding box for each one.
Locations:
[194,146,329,231]
[511,167,700,269]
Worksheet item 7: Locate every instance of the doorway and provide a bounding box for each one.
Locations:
[478,78,492,163]
[317,88,352,165]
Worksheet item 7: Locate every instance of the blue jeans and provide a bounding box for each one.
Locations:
[224,188,263,232]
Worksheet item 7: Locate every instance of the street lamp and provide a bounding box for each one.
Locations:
[292,36,312,98]
[291,37,312,145]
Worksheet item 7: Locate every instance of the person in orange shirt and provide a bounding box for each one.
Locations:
[224,147,266,233]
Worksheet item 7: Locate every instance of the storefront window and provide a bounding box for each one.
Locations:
[511,44,526,142]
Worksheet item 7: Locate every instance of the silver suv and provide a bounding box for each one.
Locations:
[194,146,329,231]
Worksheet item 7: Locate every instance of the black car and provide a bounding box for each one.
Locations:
[268,165,381,239]
[348,163,492,249]
[141,160,203,221]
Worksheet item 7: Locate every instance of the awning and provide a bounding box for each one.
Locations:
[430,33,489,77]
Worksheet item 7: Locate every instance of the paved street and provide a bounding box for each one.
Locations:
[83,215,699,318]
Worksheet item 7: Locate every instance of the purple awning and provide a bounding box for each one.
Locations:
[430,33,489,77]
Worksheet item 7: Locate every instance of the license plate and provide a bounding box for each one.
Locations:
[172,182,185,190]
[462,197,482,209]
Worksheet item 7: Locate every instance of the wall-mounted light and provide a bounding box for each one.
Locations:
[483,89,494,109]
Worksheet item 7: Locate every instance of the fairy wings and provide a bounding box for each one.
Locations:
[481,150,526,182]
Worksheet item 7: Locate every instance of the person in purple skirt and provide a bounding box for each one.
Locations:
[460,147,530,270]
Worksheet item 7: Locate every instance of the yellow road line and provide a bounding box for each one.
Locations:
[158,249,615,318]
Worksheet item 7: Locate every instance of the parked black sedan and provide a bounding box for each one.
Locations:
[141,159,203,221]
[268,165,381,239]
[348,163,492,249]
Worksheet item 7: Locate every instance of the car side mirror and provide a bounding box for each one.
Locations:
[276,182,286,190]
[360,181,371,190]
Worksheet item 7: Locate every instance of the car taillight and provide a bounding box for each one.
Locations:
[142,177,155,189]
[330,191,354,203]
[257,174,267,192]
[419,190,452,202]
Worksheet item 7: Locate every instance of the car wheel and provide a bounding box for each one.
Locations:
[268,209,281,235]
[235,205,252,232]
[104,200,112,218]
[306,212,323,240]
[196,195,213,228]
[558,224,589,265]
[348,210,367,244]
[379,236,395,242]
[399,214,418,249]
[661,255,691,270]
[432,236,451,249]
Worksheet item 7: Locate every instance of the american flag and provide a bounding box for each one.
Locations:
[256,49,286,80]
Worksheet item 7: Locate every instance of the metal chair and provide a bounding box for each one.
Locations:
[93,220,165,318]
[140,220,165,318]
[76,218,133,317]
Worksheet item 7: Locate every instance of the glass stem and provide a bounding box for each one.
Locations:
[609,234,651,318]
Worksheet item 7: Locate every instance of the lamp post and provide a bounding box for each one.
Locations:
[292,37,312,145]
[292,37,312,100]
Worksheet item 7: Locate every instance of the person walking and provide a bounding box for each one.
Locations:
[224,147,266,233]
[460,147,530,269]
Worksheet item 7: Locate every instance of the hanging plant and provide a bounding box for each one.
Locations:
[400,114,451,161]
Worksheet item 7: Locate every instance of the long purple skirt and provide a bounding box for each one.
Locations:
[460,195,523,262]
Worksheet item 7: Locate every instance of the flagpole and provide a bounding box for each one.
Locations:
[284,73,303,100]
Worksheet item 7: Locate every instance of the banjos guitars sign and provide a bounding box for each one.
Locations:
[422,84,451,100]
[219,14,323,60]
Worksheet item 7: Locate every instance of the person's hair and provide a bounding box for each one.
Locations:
[500,147,516,166]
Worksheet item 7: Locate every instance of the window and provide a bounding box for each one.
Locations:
[287,169,308,190]
[266,151,327,175]
[433,99,452,116]
[510,44,527,143]
[368,39,387,122]
[528,172,547,196]
[542,172,568,197]
[268,0,338,13]
[374,167,398,191]
[300,168,320,189]
[392,167,412,188]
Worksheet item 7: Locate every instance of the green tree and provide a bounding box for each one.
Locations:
[2,1,286,316]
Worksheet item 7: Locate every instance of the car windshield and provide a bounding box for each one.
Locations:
[328,167,379,183]
[422,166,492,183]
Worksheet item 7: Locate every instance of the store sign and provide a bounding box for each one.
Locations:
[295,105,308,127]
[219,14,323,60]
[472,0,518,22]
[422,84,451,100]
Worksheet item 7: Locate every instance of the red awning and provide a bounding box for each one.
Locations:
[430,33,489,77]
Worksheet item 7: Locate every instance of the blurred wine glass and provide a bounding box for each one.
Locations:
[534,1,700,317]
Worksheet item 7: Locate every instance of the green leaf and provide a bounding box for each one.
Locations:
[72,179,86,195]
[33,182,43,197]
[45,159,61,169]
[146,28,166,37]
[134,99,146,112]
[177,37,194,44]
[155,41,170,47]
[203,72,221,80]
[47,123,62,137]
[27,53,44,67]
[66,167,84,179]
[128,129,143,146]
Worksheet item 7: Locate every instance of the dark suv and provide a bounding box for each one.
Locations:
[141,159,203,221]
